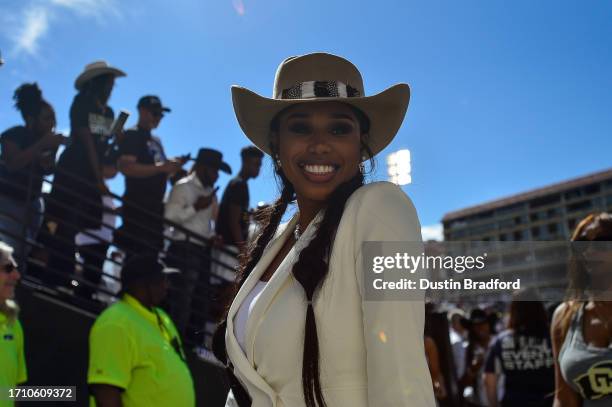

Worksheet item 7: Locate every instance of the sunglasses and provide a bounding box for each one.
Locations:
[1,263,17,274]
[150,111,165,118]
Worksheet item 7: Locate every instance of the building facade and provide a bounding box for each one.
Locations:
[442,168,612,242]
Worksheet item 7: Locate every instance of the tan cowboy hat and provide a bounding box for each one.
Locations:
[74,60,126,90]
[231,52,410,159]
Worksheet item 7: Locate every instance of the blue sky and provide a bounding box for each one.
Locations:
[1,0,611,240]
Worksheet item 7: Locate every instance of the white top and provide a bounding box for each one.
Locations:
[75,195,117,246]
[164,173,218,242]
[233,280,267,353]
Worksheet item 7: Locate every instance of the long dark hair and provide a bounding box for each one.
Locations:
[508,288,549,337]
[214,104,372,407]
[13,82,50,122]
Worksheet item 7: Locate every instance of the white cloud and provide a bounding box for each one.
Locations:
[3,0,120,57]
[422,223,444,242]
[51,0,120,20]
[11,6,51,56]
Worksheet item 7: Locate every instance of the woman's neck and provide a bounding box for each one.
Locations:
[296,196,325,231]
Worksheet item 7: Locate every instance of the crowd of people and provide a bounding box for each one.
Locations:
[1,53,611,407]
[0,60,266,338]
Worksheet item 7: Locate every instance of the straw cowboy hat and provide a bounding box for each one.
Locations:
[231,52,410,159]
[74,60,126,90]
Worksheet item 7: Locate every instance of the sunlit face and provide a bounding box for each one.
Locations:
[139,107,164,130]
[33,104,56,135]
[275,102,364,203]
[0,257,20,302]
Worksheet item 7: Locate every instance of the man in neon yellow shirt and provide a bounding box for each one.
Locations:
[88,255,195,407]
[0,242,26,407]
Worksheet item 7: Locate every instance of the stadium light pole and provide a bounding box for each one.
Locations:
[386,149,411,186]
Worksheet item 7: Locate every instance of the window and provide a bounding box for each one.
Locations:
[565,188,582,200]
[531,227,541,238]
[530,194,561,208]
[547,223,559,234]
[584,184,601,195]
[513,230,524,241]
[567,200,593,213]
[546,208,561,218]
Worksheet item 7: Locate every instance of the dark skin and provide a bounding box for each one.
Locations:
[193,163,219,211]
[260,102,364,282]
[90,276,169,407]
[228,155,262,250]
[1,104,65,173]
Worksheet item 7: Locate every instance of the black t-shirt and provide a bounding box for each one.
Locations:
[216,176,249,245]
[484,330,555,405]
[60,92,114,174]
[0,126,54,201]
[118,126,168,211]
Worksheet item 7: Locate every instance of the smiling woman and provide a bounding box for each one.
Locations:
[212,52,435,407]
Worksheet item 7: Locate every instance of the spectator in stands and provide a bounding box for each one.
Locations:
[0,83,64,267]
[449,307,467,342]
[0,242,27,400]
[74,155,119,301]
[552,212,612,407]
[165,148,230,343]
[458,309,493,406]
[42,61,125,288]
[115,96,188,259]
[216,146,263,252]
[210,146,262,326]
[484,289,554,407]
[88,254,195,407]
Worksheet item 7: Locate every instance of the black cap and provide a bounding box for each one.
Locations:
[120,254,179,287]
[137,95,171,112]
[195,148,232,174]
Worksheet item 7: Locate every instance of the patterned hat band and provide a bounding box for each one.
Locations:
[280,80,361,100]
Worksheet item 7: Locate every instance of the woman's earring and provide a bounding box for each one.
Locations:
[359,162,365,174]
[275,155,282,168]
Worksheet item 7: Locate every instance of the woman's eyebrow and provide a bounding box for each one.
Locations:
[330,113,354,121]
[286,112,310,120]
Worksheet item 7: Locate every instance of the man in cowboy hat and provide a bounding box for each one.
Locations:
[88,254,195,407]
[115,95,188,259]
[165,148,231,342]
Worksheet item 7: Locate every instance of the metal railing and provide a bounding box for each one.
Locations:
[0,158,239,355]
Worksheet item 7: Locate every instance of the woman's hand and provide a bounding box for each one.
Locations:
[41,133,66,149]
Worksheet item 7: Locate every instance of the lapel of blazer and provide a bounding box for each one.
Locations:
[225,214,299,395]
[244,210,323,363]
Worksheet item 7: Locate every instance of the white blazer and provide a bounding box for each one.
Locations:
[224,182,436,407]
